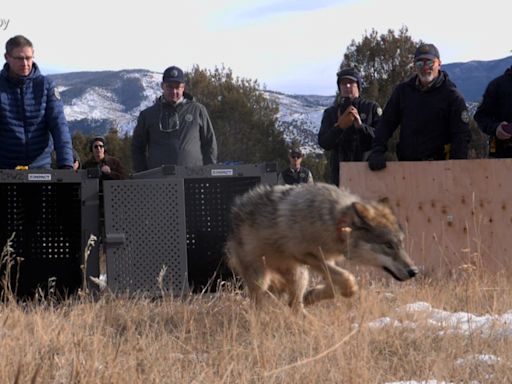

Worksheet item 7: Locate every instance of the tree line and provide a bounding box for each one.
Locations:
[72,26,489,180]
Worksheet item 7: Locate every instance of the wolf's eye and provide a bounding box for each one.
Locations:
[384,242,394,250]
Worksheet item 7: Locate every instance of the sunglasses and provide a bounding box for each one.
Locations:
[414,59,435,70]
[290,155,302,159]
[93,144,104,149]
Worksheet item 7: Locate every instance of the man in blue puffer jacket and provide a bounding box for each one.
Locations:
[0,35,73,169]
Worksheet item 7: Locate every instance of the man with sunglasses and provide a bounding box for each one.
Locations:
[277,148,314,185]
[318,67,382,186]
[132,66,217,172]
[474,65,512,158]
[368,43,471,171]
[0,35,73,169]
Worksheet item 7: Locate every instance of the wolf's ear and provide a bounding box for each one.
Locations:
[338,202,373,229]
[377,196,394,210]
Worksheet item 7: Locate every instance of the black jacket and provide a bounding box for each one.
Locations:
[372,71,470,161]
[318,97,382,186]
[474,66,512,158]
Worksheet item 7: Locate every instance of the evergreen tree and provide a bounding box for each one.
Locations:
[186,65,288,166]
[341,26,418,108]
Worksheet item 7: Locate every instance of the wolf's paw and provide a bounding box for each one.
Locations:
[340,275,358,298]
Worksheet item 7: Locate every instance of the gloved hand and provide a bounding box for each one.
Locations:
[496,121,512,140]
[368,151,387,171]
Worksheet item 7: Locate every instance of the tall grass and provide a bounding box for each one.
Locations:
[1,239,512,382]
[0,275,511,382]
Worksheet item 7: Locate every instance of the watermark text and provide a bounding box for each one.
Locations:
[0,19,10,31]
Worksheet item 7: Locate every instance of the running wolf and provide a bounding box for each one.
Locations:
[225,182,418,310]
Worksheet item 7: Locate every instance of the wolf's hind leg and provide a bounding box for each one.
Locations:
[277,266,309,311]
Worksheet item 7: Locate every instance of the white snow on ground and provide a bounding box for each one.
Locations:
[363,301,512,338]
[355,301,512,384]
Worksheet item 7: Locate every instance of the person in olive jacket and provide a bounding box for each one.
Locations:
[132,66,217,172]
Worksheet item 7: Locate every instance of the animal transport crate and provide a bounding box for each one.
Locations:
[128,163,278,292]
[0,169,100,298]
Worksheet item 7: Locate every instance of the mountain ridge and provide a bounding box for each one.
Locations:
[48,56,512,154]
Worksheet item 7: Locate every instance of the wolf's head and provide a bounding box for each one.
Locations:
[338,199,418,281]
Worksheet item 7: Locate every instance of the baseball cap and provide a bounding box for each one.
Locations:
[290,148,303,157]
[163,66,185,83]
[414,44,440,60]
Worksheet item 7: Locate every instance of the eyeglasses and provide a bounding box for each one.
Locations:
[9,55,33,62]
[414,59,435,70]
[93,144,104,149]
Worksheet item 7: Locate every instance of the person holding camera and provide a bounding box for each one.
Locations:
[318,67,382,186]
[474,65,512,158]
[367,43,471,171]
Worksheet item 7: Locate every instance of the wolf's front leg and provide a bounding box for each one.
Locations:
[297,253,358,304]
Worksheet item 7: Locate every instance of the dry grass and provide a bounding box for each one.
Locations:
[0,267,511,383]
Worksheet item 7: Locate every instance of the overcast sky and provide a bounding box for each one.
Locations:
[2,0,511,95]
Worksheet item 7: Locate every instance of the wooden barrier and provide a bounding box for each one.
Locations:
[341,159,512,275]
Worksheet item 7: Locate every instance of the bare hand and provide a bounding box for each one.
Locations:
[336,106,356,129]
[101,165,111,174]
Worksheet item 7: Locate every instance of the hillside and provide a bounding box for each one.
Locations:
[48,55,511,154]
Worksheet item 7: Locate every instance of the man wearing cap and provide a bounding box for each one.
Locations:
[132,66,217,172]
[368,43,471,171]
[277,148,314,185]
[0,35,73,169]
[318,67,382,186]
[474,64,512,158]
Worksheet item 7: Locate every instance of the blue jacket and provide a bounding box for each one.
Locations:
[0,62,73,169]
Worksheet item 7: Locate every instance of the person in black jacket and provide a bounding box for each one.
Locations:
[368,43,471,170]
[474,65,512,158]
[278,148,314,185]
[318,67,382,186]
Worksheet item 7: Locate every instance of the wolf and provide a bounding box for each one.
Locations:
[225,182,418,310]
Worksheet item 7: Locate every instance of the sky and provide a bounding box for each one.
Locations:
[1,0,511,95]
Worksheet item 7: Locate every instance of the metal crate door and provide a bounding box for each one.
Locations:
[185,176,261,291]
[103,179,188,295]
[0,170,99,298]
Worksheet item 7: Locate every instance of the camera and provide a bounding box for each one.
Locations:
[338,97,354,115]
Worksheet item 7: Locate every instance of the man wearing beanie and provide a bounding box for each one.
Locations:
[132,66,217,172]
[318,67,382,186]
[368,43,471,171]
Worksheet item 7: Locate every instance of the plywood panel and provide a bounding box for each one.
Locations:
[341,159,512,274]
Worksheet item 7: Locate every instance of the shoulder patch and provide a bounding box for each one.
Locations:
[461,110,470,124]
[51,87,61,100]
[377,107,383,116]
